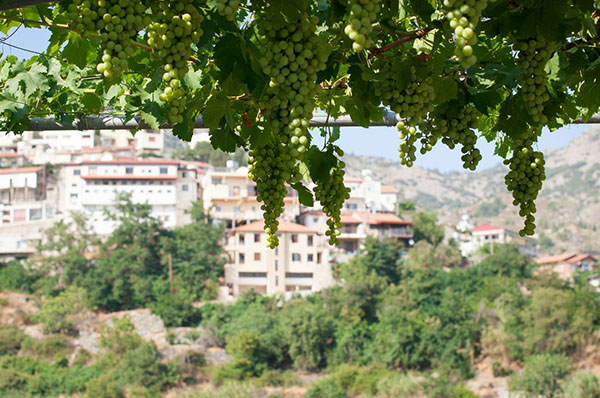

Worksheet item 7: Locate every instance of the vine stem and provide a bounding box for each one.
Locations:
[369,26,437,58]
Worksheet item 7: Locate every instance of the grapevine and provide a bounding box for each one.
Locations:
[63,0,149,80]
[514,36,554,125]
[504,132,546,236]
[146,1,204,124]
[216,0,243,21]
[343,0,381,51]
[442,0,490,67]
[314,148,351,246]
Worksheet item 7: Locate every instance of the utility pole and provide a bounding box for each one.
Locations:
[168,253,174,294]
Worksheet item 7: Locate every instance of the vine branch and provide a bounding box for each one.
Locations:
[369,26,437,58]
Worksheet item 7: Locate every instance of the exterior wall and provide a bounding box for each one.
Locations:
[0,154,27,168]
[461,228,537,257]
[0,218,56,260]
[225,231,333,298]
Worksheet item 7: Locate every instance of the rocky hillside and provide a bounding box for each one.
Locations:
[345,126,600,255]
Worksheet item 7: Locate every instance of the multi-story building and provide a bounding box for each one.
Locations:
[0,152,28,168]
[342,170,398,213]
[201,166,299,229]
[59,158,197,235]
[299,211,414,255]
[536,253,597,280]
[224,220,334,298]
[0,166,60,259]
[99,129,186,156]
[460,223,538,257]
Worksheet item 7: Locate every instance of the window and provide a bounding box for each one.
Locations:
[254,233,260,243]
[73,169,81,175]
[307,236,313,246]
[308,254,314,262]
[125,167,133,174]
[159,167,168,174]
[346,203,358,210]
[89,166,97,174]
[239,234,245,244]
[70,193,78,199]
[275,260,278,271]
[239,272,266,278]
[182,171,187,177]
[149,136,156,142]
[286,272,313,278]
[292,253,301,262]
[182,184,189,191]
[254,253,261,261]
[317,252,322,264]
[275,275,279,286]
[212,177,222,184]
[291,234,298,243]
[238,253,245,264]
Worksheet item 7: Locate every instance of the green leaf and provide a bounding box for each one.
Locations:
[291,183,314,206]
[62,34,93,69]
[210,127,242,152]
[202,92,228,129]
[173,114,195,142]
[5,62,50,99]
[140,101,163,130]
[81,92,103,112]
[304,146,338,183]
[433,78,458,105]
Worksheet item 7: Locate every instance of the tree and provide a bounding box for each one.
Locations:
[508,353,571,398]
[359,237,404,284]
[412,211,445,246]
[1,2,597,244]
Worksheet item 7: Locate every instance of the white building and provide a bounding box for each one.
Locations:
[224,220,334,298]
[342,170,398,213]
[59,159,197,235]
[201,166,299,229]
[460,223,538,258]
[98,129,186,156]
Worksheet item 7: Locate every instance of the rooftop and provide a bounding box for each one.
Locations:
[81,175,177,180]
[536,253,577,265]
[341,212,413,226]
[0,166,44,175]
[81,158,180,165]
[234,220,317,233]
[381,185,397,194]
[471,223,504,232]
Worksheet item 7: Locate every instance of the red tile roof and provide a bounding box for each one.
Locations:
[344,177,363,183]
[0,152,22,158]
[381,185,397,194]
[234,220,317,233]
[341,212,413,225]
[81,175,177,180]
[0,166,43,175]
[566,254,597,263]
[536,253,577,265]
[81,159,179,165]
[471,223,503,232]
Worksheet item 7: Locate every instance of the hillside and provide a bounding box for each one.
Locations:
[344,126,600,255]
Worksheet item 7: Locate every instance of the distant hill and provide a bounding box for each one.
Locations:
[344,126,600,255]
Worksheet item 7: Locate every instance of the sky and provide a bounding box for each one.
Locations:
[1,27,589,172]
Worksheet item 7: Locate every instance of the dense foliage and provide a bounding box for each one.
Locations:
[1,0,599,241]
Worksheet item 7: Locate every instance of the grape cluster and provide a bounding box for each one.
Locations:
[397,121,420,167]
[146,1,204,124]
[216,0,242,21]
[426,106,482,170]
[504,133,546,236]
[374,64,435,120]
[443,0,489,67]
[64,0,149,80]
[514,37,553,125]
[250,14,328,242]
[314,150,351,245]
[248,142,296,248]
[343,0,381,51]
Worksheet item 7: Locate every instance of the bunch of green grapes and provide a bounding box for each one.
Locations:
[514,36,553,124]
[503,133,546,236]
[216,0,243,21]
[250,13,329,242]
[314,148,351,246]
[442,0,489,67]
[146,1,204,124]
[425,105,482,170]
[373,63,435,121]
[63,0,149,80]
[343,0,381,51]
[247,141,295,248]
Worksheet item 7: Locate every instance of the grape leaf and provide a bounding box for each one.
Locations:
[5,62,50,99]
[81,92,103,112]
[210,127,242,152]
[62,34,93,69]
[203,92,228,129]
[173,114,195,142]
[433,78,458,105]
[291,182,314,207]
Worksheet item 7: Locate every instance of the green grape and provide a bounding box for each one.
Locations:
[424,105,482,170]
[313,148,351,245]
[503,131,545,236]
[442,0,490,67]
[146,0,204,124]
[62,0,148,81]
[343,0,381,51]
[249,11,330,244]
[216,0,243,21]
[514,36,554,125]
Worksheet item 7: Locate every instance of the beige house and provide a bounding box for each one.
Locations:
[460,223,538,258]
[224,220,334,298]
[536,253,597,281]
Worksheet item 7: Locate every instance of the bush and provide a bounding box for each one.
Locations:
[85,374,124,398]
[375,374,423,398]
[116,341,182,391]
[305,376,347,398]
[0,324,27,355]
[21,335,71,359]
[254,369,300,388]
[0,262,35,292]
[0,369,29,392]
[508,353,571,398]
[37,286,87,334]
[563,372,600,398]
[151,289,201,327]
[128,385,162,398]
[99,317,142,354]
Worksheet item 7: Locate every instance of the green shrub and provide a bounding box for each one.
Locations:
[0,369,29,391]
[563,372,600,398]
[128,385,162,398]
[99,317,142,354]
[375,374,423,398]
[85,373,124,398]
[72,349,93,366]
[509,353,571,398]
[351,365,397,394]
[21,334,71,359]
[37,286,87,334]
[0,324,27,355]
[151,289,200,327]
[254,369,300,387]
[0,262,35,292]
[305,376,347,398]
[0,297,9,306]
